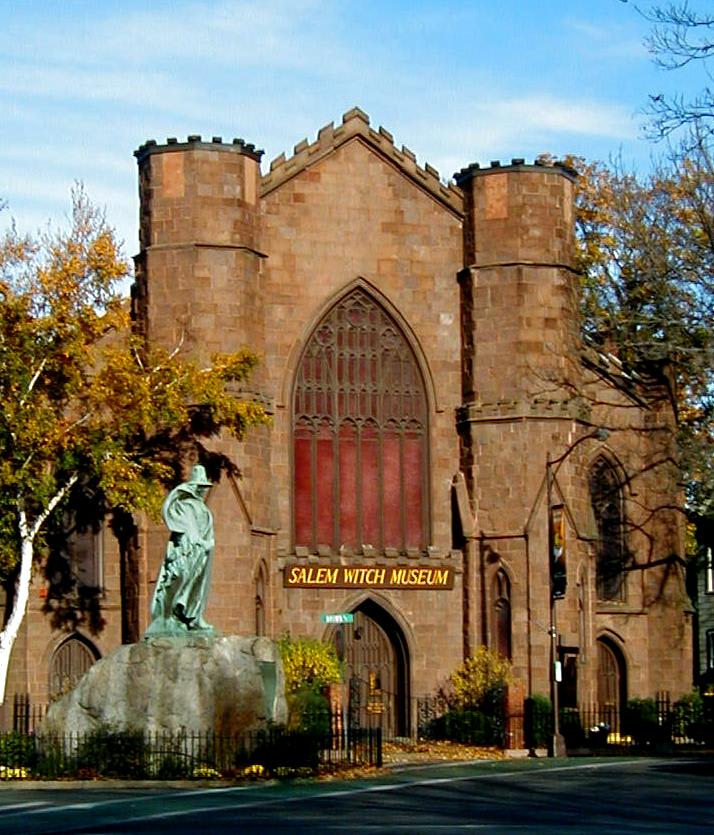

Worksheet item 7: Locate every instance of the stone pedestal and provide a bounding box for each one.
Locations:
[40,636,286,736]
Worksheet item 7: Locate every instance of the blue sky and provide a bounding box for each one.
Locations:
[0,0,704,262]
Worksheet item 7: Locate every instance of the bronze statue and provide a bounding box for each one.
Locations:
[145,464,217,638]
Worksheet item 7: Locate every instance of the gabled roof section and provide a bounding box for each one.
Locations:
[260,107,463,216]
[581,335,648,407]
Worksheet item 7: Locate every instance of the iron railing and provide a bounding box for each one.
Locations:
[12,693,46,735]
[0,714,382,780]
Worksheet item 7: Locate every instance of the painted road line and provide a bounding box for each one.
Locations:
[0,801,51,814]
[96,758,656,828]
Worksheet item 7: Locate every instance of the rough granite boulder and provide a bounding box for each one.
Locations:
[40,635,287,737]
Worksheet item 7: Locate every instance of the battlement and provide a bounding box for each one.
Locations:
[261,107,463,214]
[134,135,264,164]
[454,157,578,186]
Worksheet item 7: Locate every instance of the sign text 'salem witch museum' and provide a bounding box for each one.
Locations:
[3,108,692,740]
[284,564,455,589]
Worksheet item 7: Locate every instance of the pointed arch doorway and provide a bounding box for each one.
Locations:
[597,637,627,730]
[332,599,410,739]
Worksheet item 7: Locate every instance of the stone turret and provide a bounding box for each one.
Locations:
[455,160,580,411]
[454,160,583,659]
[132,136,265,366]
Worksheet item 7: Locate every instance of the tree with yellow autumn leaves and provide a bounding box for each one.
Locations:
[0,188,268,702]
[562,141,714,519]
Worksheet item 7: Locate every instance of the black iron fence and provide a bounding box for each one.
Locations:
[416,693,507,747]
[569,694,714,749]
[12,693,46,735]
[0,716,381,780]
[418,691,714,751]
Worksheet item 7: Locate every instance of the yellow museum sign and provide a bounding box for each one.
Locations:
[283,563,454,589]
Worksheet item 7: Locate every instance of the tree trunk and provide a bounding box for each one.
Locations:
[0,534,34,705]
[0,476,78,705]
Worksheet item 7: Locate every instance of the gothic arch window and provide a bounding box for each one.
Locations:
[48,634,99,702]
[293,288,429,553]
[491,568,512,660]
[590,457,625,601]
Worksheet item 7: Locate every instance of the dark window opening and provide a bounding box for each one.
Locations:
[590,458,626,601]
[492,569,512,660]
[706,629,714,670]
[255,564,266,637]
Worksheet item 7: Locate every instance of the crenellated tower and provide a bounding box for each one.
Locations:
[132,135,265,372]
[455,159,580,410]
[454,159,583,674]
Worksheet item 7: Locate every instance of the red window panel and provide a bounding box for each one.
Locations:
[294,433,313,547]
[316,426,334,547]
[382,432,402,548]
[360,423,380,547]
[403,431,423,549]
[339,422,358,548]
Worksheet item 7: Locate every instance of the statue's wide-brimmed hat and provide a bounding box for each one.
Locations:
[187,464,212,486]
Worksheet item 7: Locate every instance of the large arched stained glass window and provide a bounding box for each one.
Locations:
[293,289,428,554]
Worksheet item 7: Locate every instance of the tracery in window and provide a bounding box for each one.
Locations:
[590,458,625,601]
[293,289,428,554]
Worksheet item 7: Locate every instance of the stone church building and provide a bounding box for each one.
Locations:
[2,108,693,736]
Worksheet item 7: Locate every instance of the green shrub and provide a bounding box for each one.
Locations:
[153,752,192,779]
[0,732,36,769]
[623,698,659,746]
[524,695,552,749]
[73,727,148,779]
[427,708,504,746]
[278,636,342,695]
[449,647,512,709]
[672,691,704,740]
[287,684,331,733]
[560,707,585,748]
[239,725,325,776]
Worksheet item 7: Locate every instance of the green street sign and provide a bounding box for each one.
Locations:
[321,612,354,624]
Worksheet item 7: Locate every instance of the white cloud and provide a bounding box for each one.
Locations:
[565,17,647,61]
[490,95,637,140]
[0,61,207,115]
[0,0,348,75]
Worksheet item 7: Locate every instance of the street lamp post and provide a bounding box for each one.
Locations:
[545,427,608,758]
[546,456,566,757]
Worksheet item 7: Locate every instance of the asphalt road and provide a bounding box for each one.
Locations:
[0,756,712,834]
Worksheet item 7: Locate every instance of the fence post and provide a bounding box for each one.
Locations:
[504,681,525,750]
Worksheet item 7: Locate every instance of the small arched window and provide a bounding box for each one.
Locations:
[590,458,625,601]
[293,289,428,554]
[492,569,512,660]
[49,634,100,702]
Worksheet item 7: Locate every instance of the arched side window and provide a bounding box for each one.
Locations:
[491,568,512,661]
[48,634,100,703]
[589,457,625,601]
[293,289,428,554]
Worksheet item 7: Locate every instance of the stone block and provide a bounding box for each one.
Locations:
[40,636,287,737]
